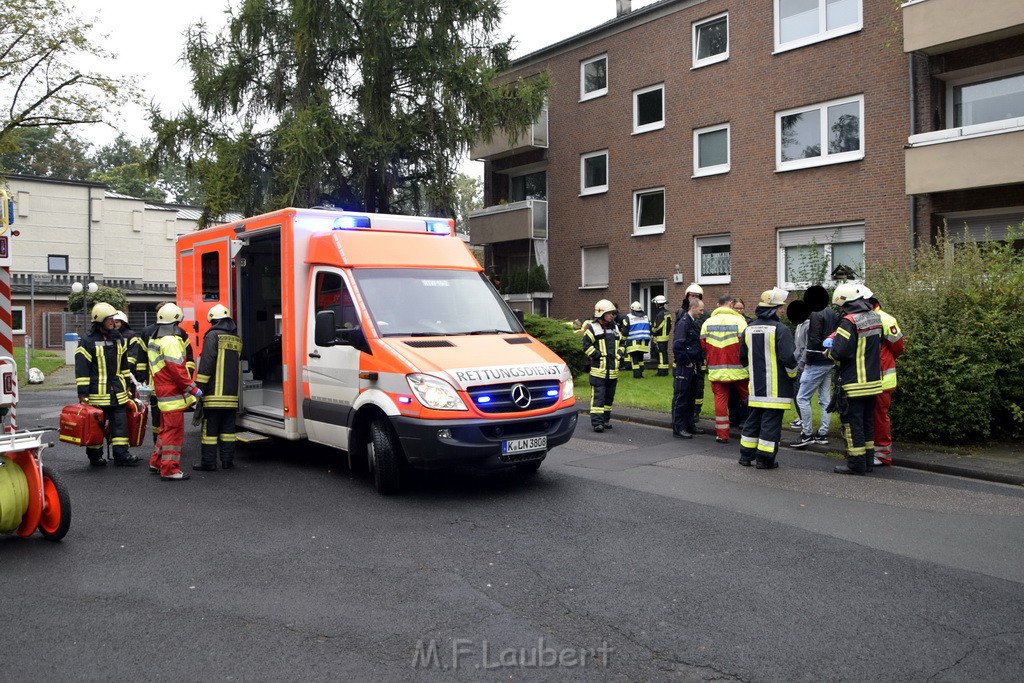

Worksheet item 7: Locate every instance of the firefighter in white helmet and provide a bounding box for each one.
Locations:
[75,302,141,467]
[650,295,672,376]
[193,304,243,471]
[582,299,622,432]
[625,301,652,379]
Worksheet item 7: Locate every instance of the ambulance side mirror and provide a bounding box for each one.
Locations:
[314,310,370,354]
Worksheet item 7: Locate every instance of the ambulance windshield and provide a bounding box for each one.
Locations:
[353,268,525,337]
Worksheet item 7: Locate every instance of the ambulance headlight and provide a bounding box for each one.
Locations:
[560,367,575,401]
[406,374,467,411]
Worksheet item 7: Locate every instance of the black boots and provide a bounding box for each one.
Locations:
[834,455,867,475]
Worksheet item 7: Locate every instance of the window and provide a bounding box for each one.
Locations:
[694,235,731,285]
[694,123,731,176]
[580,150,609,195]
[581,246,609,288]
[775,0,861,52]
[47,254,69,274]
[778,223,864,289]
[633,189,665,235]
[633,84,664,134]
[941,208,1024,248]
[580,54,608,101]
[952,71,1024,128]
[201,251,221,302]
[510,170,547,202]
[777,95,863,171]
[314,271,360,332]
[693,13,728,68]
[11,306,25,335]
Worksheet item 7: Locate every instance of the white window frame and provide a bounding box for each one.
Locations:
[943,58,1024,129]
[692,12,729,69]
[693,123,731,177]
[580,150,609,196]
[633,188,666,236]
[777,222,865,290]
[581,246,610,289]
[774,0,862,54]
[633,83,665,135]
[580,54,608,102]
[776,95,864,172]
[11,305,26,335]
[694,234,731,285]
[940,207,1024,243]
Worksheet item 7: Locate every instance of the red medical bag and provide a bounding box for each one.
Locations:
[58,403,107,447]
[125,399,149,448]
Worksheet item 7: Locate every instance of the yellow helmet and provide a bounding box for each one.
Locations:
[207,304,231,322]
[630,301,643,312]
[91,302,117,323]
[594,299,616,317]
[157,303,184,324]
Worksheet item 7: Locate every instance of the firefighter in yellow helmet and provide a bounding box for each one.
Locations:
[193,304,243,471]
[582,299,622,432]
[650,295,672,376]
[75,302,141,467]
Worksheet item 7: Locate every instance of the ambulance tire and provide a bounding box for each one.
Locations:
[369,419,405,495]
[515,459,543,477]
[38,466,71,542]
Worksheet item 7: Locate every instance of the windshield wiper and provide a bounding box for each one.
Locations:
[407,332,448,337]
[465,329,512,335]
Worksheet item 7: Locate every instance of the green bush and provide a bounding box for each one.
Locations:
[501,265,550,294]
[523,313,588,378]
[870,223,1024,443]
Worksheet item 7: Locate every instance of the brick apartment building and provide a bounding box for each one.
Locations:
[469,0,1024,320]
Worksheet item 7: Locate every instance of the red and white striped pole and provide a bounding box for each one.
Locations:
[0,190,16,432]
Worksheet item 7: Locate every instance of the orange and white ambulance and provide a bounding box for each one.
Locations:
[176,207,578,493]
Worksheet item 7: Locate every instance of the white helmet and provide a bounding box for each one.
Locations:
[685,283,704,297]
[112,310,129,324]
[207,304,231,322]
[652,295,667,305]
[157,303,184,324]
[630,301,643,312]
[594,299,616,317]
[832,283,871,306]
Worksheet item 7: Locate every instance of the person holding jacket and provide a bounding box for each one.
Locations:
[75,303,141,467]
[194,304,243,471]
[582,299,622,433]
[870,295,905,467]
[825,283,883,475]
[790,285,839,448]
[148,303,203,481]
[671,296,706,439]
[650,295,672,376]
[700,294,749,444]
[625,301,652,379]
[739,288,797,469]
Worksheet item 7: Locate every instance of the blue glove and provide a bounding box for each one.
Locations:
[822,337,834,349]
[193,388,203,399]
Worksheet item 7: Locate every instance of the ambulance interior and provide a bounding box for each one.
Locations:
[236,233,285,420]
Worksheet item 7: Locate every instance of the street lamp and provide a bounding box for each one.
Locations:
[71,281,98,337]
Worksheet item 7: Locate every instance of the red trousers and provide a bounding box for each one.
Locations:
[873,389,893,464]
[150,409,185,476]
[712,380,748,440]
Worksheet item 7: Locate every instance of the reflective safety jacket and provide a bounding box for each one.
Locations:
[651,307,672,343]
[75,327,132,407]
[132,323,195,384]
[875,305,904,391]
[827,309,883,397]
[740,311,797,409]
[583,320,621,380]
[196,318,242,409]
[700,306,749,382]
[625,313,652,354]
[148,324,201,412]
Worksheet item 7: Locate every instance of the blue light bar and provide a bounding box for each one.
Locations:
[546,389,559,397]
[398,396,413,404]
[426,221,450,235]
[333,215,371,230]
[476,395,492,404]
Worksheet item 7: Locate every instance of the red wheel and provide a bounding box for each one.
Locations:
[38,466,71,541]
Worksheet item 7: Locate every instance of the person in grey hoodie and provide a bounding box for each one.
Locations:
[789,286,838,448]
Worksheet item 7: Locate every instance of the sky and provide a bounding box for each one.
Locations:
[72,0,661,150]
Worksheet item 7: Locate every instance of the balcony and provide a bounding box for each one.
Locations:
[468,200,548,246]
[903,0,1024,55]
[470,108,548,161]
[905,118,1024,194]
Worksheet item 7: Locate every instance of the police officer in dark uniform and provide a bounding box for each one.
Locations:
[671,297,706,438]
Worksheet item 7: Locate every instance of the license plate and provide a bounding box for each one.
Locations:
[502,436,547,454]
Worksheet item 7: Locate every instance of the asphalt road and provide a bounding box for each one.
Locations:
[3,388,1023,681]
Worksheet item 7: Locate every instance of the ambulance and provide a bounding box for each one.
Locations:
[176,207,578,493]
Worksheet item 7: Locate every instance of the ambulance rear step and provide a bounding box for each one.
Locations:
[235,431,271,443]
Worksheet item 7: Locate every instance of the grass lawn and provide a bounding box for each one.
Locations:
[574,370,837,436]
[28,350,66,376]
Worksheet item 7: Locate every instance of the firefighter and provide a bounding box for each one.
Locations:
[625,301,652,379]
[825,283,883,475]
[614,303,631,371]
[193,304,243,471]
[870,295,904,467]
[700,294,749,444]
[148,303,203,481]
[133,301,195,445]
[738,288,797,469]
[75,302,141,467]
[650,295,672,376]
[582,299,622,432]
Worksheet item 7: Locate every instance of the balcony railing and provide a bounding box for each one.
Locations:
[905,118,1024,194]
[902,0,1024,54]
[468,200,548,245]
[470,108,548,161]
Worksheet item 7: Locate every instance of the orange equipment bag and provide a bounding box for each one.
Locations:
[125,399,149,448]
[58,403,107,447]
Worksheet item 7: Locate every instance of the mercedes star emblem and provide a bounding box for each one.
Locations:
[510,383,532,409]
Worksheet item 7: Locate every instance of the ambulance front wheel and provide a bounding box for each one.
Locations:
[369,419,406,495]
[38,466,71,542]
